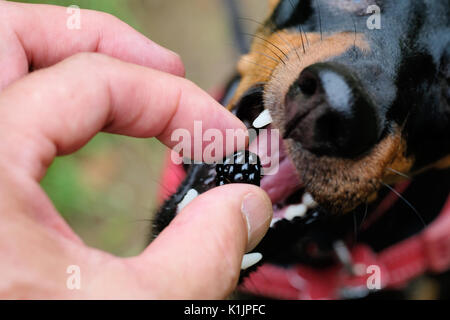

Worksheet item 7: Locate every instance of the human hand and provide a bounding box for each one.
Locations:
[0,2,272,299]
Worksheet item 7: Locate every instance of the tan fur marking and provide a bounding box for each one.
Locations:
[225,1,447,214]
[269,0,281,12]
[283,127,406,213]
[229,31,369,110]
[227,30,379,213]
[227,17,444,213]
[383,140,415,184]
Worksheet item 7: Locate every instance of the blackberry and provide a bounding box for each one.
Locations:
[216,150,262,187]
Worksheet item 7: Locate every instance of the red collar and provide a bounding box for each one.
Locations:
[159,155,450,299]
[239,195,450,300]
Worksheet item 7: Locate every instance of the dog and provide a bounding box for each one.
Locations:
[154,0,450,299]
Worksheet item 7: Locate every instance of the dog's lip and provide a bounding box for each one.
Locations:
[247,124,325,229]
[261,155,303,204]
[248,128,303,205]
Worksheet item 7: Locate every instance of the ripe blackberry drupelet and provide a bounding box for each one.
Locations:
[216,150,262,187]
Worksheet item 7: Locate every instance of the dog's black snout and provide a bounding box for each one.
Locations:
[284,63,382,158]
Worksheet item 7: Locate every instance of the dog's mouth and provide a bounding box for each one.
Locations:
[241,119,408,269]
[156,106,409,269]
[234,88,323,226]
[244,104,403,233]
[248,125,326,229]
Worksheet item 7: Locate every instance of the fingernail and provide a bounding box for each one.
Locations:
[241,192,273,252]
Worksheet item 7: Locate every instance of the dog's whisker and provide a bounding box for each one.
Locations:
[361,202,369,227]
[239,17,300,60]
[382,183,426,229]
[286,0,307,55]
[401,111,411,133]
[241,58,274,73]
[237,16,263,25]
[277,25,302,62]
[252,50,282,64]
[387,167,411,179]
[243,36,287,65]
[239,16,304,65]
[315,0,323,41]
[351,15,357,48]
[299,26,306,54]
[278,27,302,63]
[287,0,306,54]
[242,33,289,63]
[300,25,310,48]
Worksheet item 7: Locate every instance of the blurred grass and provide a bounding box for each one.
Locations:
[40,132,168,256]
[12,0,166,256]
[10,0,265,257]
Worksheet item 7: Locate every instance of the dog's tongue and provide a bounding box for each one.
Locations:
[249,128,303,204]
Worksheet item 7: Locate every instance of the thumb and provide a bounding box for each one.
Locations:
[131,184,272,299]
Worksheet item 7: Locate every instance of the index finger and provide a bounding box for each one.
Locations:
[0,53,247,181]
[0,1,184,90]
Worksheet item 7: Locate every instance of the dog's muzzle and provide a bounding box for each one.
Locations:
[284,62,382,158]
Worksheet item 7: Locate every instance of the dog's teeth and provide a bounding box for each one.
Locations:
[252,109,272,129]
[241,252,263,270]
[285,204,307,221]
[177,189,198,212]
[270,217,281,228]
[302,192,318,208]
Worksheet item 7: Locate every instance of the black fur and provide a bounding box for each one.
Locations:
[153,0,450,299]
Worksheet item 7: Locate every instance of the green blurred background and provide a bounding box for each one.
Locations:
[10,0,266,257]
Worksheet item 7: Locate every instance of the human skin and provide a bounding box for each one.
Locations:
[0,2,272,299]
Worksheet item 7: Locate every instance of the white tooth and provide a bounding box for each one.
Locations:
[302,192,318,208]
[177,189,199,212]
[241,252,263,270]
[285,204,307,221]
[252,109,272,129]
[270,217,281,228]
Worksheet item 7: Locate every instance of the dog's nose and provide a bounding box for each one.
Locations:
[284,63,381,158]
